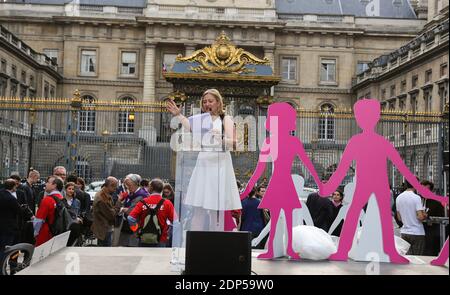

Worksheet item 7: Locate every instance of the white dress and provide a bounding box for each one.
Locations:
[184,117,242,211]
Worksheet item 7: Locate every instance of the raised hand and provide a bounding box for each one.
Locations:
[166,99,181,116]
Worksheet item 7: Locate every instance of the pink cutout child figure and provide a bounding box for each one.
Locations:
[240,102,322,260]
[431,238,448,266]
[319,99,448,264]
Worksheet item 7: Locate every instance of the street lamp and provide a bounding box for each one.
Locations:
[101,129,110,179]
[28,108,36,173]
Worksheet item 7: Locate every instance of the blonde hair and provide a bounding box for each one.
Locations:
[201,89,225,116]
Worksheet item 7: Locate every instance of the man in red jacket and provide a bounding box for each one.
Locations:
[128,178,175,247]
[33,176,64,246]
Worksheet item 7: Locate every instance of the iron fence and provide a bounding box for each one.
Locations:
[0,94,448,195]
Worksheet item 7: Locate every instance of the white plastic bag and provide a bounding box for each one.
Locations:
[292,225,337,260]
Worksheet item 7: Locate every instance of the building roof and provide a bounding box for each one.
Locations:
[276,0,417,18]
[6,0,417,17]
[6,0,147,8]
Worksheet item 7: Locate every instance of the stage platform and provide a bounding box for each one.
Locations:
[17,247,448,275]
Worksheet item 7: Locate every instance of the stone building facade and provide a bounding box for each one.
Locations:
[1,0,447,186]
[0,23,62,177]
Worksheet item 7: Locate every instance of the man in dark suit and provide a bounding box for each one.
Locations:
[20,170,41,214]
[9,175,34,244]
[0,179,22,261]
[306,192,334,232]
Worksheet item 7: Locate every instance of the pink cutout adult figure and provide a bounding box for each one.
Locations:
[431,238,448,266]
[240,102,321,260]
[319,99,448,264]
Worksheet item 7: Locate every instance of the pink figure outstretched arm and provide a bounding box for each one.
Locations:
[296,141,322,189]
[320,141,355,197]
[240,141,268,200]
[387,144,448,204]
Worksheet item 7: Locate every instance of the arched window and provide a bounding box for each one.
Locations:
[410,153,419,176]
[319,103,335,140]
[75,156,92,183]
[79,95,96,133]
[423,153,434,182]
[118,97,135,134]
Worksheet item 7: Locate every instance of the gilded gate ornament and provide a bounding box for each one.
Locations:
[176,32,270,74]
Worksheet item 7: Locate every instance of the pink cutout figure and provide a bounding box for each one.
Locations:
[431,238,448,266]
[319,99,448,264]
[240,103,322,260]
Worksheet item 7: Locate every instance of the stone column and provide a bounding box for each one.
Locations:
[264,46,275,71]
[140,42,157,145]
[143,42,156,103]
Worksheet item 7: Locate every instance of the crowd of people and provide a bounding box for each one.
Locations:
[0,165,447,260]
[0,166,178,261]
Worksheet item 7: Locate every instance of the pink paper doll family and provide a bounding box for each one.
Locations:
[240,98,448,265]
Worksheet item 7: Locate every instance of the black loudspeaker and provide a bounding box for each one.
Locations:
[184,231,252,275]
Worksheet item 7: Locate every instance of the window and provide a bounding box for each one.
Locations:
[21,71,26,83]
[162,53,178,75]
[399,98,406,110]
[424,90,432,112]
[43,81,49,98]
[80,49,97,75]
[281,57,297,81]
[118,97,135,133]
[29,75,34,88]
[412,75,418,88]
[410,154,419,176]
[75,156,92,183]
[79,95,96,132]
[440,63,447,77]
[424,153,434,182]
[390,84,396,97]
[425,69,432,83]
[320,59,336,82]
[319,103,335,140]
[50,85,55,98]
[381,88,386,100]
[10,82,17,97]
[11,65,17,78]
[410,93,418,113]
[158,111,172,143]
[120,52,137,76]
[1,59,6,73]
[43,49,58,64]
[356,62,370,74]
[439,85,448,112]
[19,85,27,99]
[0,78,6,97]
[389,99,396,110]
[400,80,406,93]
